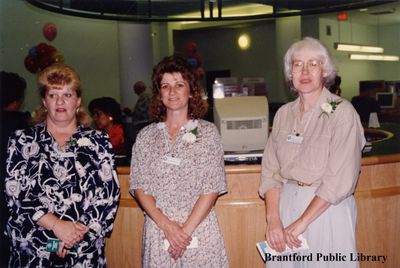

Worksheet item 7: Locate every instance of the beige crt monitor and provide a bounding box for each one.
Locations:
[213,96,269,152]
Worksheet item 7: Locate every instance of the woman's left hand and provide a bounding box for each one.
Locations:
[56,241,69,258]
[284,218,307,249]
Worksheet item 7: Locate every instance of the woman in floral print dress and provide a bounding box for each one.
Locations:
[130,55,229,267]
[4,63,120,267]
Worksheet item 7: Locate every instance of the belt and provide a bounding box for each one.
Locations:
[285,179,314,187]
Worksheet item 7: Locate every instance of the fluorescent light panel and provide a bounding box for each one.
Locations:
[334,43,384,53]
[349,54,399,61]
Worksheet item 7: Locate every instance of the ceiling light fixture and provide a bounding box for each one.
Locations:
[334,43,384,53]
[349,54,399,61]
[238,34,251,50]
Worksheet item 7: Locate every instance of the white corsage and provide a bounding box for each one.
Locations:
[319,99,342,118]
[182,120,200,143]
[68,137,93,147]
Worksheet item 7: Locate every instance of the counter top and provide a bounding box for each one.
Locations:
[117,123,400,172]
[363,123,400,158]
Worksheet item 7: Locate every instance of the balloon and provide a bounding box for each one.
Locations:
[47,45,57,56]
[43,22,57,41]
[38,55,55,70]
[29,46,37,57]
[54,52,65,63]
[24,55,39,73]
[185,42,197,56]
[36,43,49,56]
[193,53,202,66]
[187,57,197,68]
[194,67,205,79]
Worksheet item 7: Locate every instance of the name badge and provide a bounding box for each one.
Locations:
[161,156,182,166]
[57,152,75,158]
[287,134,304,144]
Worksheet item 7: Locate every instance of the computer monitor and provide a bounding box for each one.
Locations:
[376,92,396,109]
[213,96,269,152]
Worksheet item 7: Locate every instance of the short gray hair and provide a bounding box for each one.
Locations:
[283,37,337,92]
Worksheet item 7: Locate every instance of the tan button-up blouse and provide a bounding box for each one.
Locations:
[259,88,366,205]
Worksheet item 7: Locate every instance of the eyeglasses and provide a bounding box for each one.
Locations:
[292,60,322,73]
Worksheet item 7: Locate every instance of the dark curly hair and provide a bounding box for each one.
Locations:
[0,71,27,108]
[88,97,123,125]
[150,55,208,122]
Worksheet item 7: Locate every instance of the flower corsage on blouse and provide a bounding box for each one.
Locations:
[182,120,201,143]
[67,137,93,147]
[319,99,342,118]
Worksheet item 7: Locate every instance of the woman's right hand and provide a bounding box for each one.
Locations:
[53,220,89,248]
[265,216,286,253]
[161,220,191,253]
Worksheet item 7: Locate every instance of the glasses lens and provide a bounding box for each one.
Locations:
[292,60,321,73]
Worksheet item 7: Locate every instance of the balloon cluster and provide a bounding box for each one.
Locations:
[24,43,65,73]
[23,23,64,74]
[185,42,205,79]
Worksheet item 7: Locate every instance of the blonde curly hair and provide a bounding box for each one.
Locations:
[32,63,91,127]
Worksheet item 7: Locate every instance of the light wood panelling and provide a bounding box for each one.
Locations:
[106,155,400,268]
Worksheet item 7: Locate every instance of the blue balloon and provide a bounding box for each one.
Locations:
[187,58,197,68]
[29,46,37,57]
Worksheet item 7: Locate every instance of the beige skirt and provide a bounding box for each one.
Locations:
[266,183,359,268]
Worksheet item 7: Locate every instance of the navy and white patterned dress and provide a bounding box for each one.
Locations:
[4,123,120,268]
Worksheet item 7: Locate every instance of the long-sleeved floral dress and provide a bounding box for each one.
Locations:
[4,123,120,267]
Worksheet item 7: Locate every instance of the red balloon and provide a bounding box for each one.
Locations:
[185,42,197,56]
[194,67,205,79]
[36,43,49,56]
[38,55,55,71]
[193,54,202,66]
[43,23,57,41]
[24,55,39,73]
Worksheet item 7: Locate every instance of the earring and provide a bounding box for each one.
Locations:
[76,107,80,114]
[109,116,113,121]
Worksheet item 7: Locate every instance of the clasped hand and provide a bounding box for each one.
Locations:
[266,217,306,253]
[162,220,191,261]
[52,220,90,258]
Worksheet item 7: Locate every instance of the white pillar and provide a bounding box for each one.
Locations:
[118,22,153,110]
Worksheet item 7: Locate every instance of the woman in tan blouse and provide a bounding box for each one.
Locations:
[259,37,365,267]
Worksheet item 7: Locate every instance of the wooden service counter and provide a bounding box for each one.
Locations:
[105,155,400,268]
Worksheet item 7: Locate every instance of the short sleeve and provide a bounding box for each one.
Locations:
[129,128,152,196]
[199,123,227,195]
[315,104,366,205]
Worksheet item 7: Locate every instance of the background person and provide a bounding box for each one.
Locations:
[131,80,151,123]
[130,55,228,267]
[4,63,120,267]
[259,37,365,267]
[329,75,342,96]
[88,97,126,155]
[0,71,31,268]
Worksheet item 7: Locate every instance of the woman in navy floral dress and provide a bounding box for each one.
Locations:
[4,64,120,267]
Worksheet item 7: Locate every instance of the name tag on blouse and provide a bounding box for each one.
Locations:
[287,134,304,144]
[161,156,182,166]
[55,152,75,158]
